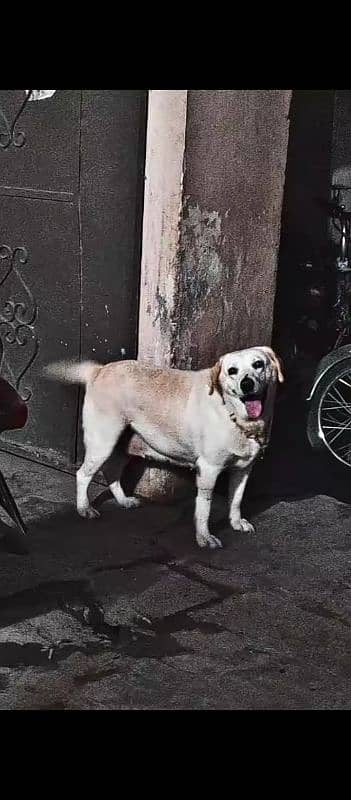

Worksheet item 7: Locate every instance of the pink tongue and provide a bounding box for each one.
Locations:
[245,400,262,419]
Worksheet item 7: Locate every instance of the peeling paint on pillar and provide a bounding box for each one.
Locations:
[171,200,226,368]
[153,286,170,335]
[179,202,225,303]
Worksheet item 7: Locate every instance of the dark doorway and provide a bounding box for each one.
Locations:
[0,90,147,468]
[272,89,336,380]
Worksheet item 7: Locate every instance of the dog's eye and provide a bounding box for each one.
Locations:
[252,360,264,370]
[228,367,238,376]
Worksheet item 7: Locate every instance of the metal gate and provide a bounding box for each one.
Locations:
[0,89,147,467]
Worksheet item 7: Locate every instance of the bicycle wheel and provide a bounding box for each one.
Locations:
[307,357,351,467]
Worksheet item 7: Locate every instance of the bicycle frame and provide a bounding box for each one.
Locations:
[307,185,351,399]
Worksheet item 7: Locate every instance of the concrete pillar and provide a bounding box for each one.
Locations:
[130,89,292,501]
[138,90,188,367]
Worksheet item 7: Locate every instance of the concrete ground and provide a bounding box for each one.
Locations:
[1,389,351,710]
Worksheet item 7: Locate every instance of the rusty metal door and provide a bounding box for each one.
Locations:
[0,90,147,467]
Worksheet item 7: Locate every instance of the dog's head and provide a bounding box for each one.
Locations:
[209,345,284,420]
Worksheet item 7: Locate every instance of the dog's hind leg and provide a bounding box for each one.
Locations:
[108,454,141,510]
[77,400,126,519]
[102,430,142,509]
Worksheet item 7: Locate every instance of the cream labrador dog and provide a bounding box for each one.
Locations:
[45,346,283,549]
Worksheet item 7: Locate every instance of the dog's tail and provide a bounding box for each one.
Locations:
[43,360,102,385]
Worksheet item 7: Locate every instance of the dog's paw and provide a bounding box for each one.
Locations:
[196,533,223,549]
[230,518,255,535]
[119,496,142,510]
[78,506,100,520]
[240,518,255,534]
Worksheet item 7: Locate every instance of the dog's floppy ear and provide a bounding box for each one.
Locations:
[209,359,224,399]
[261,346,284,383]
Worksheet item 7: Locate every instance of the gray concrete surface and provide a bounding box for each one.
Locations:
[1,408,351,711]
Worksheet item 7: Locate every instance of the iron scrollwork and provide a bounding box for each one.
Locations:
[0,89,33,150]
[0,245,38,401]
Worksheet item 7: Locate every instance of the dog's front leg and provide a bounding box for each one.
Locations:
[195,459,222,549]
[228,466,255,534]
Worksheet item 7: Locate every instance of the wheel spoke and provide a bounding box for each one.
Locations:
[334,442,351,453]
[325,384,351,412]
[339,377,351,389]
[322,403,351,410]
[328,417,351,444]
[334,444,351,460]
[332,384,348,404]
[322,425,351,430]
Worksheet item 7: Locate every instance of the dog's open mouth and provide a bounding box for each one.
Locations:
[243,391,266,419]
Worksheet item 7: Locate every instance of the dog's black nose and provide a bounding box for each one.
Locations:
[240,377,255,394]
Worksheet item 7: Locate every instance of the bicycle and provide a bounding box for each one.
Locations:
[306,185,351,468]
